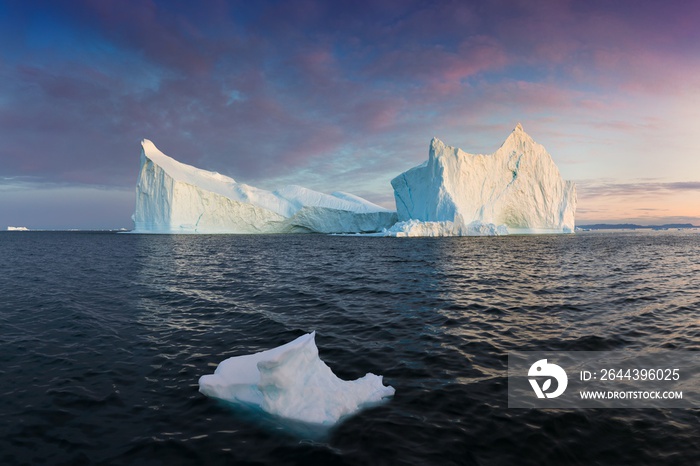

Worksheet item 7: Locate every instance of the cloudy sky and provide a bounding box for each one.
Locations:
[1,0,699,229]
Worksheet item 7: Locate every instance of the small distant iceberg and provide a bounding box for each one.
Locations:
[198,332,395,426]
[7,226,29,231]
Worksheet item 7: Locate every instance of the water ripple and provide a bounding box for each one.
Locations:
[0,230,699,465]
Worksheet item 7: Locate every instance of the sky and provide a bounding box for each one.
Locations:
[1,0,699,229]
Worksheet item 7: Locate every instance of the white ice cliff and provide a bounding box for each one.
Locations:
[132,140,397,233]
[198,332,395,426]
[390,124,576,235]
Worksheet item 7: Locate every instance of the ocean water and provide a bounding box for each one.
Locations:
[1,230,699,465]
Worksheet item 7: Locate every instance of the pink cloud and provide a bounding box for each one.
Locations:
[365,35,508,92]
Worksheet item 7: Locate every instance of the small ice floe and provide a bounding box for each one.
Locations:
[198,332,395,426]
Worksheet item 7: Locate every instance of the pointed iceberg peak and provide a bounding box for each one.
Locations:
[508,123,530,141]
[140,139,158,152]
[429,137,447,160]
[140,139,162,159]
[500,122,537,152]
[139,138,174,168]
[430,136,444,148]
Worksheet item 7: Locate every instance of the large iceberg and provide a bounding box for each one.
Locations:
[198,332,395,426]
[132,140,397,233]
[390,124,576,235]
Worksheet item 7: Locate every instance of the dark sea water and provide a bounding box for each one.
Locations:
[1,230,699,465]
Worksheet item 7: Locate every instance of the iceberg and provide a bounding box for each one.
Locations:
[198,332,395,426]
[390,124,576,235]
[132,140,397,234]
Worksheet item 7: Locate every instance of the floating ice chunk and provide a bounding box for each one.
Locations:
[383,218,508,237]
[198,332,395,425]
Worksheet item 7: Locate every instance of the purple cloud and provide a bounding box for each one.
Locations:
[578,181,700,198]
[1,0,699,227]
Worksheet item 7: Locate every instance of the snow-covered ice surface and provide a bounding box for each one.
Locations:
[390,124,576,236]
[132,140,397,234]
[198,332,395,426]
